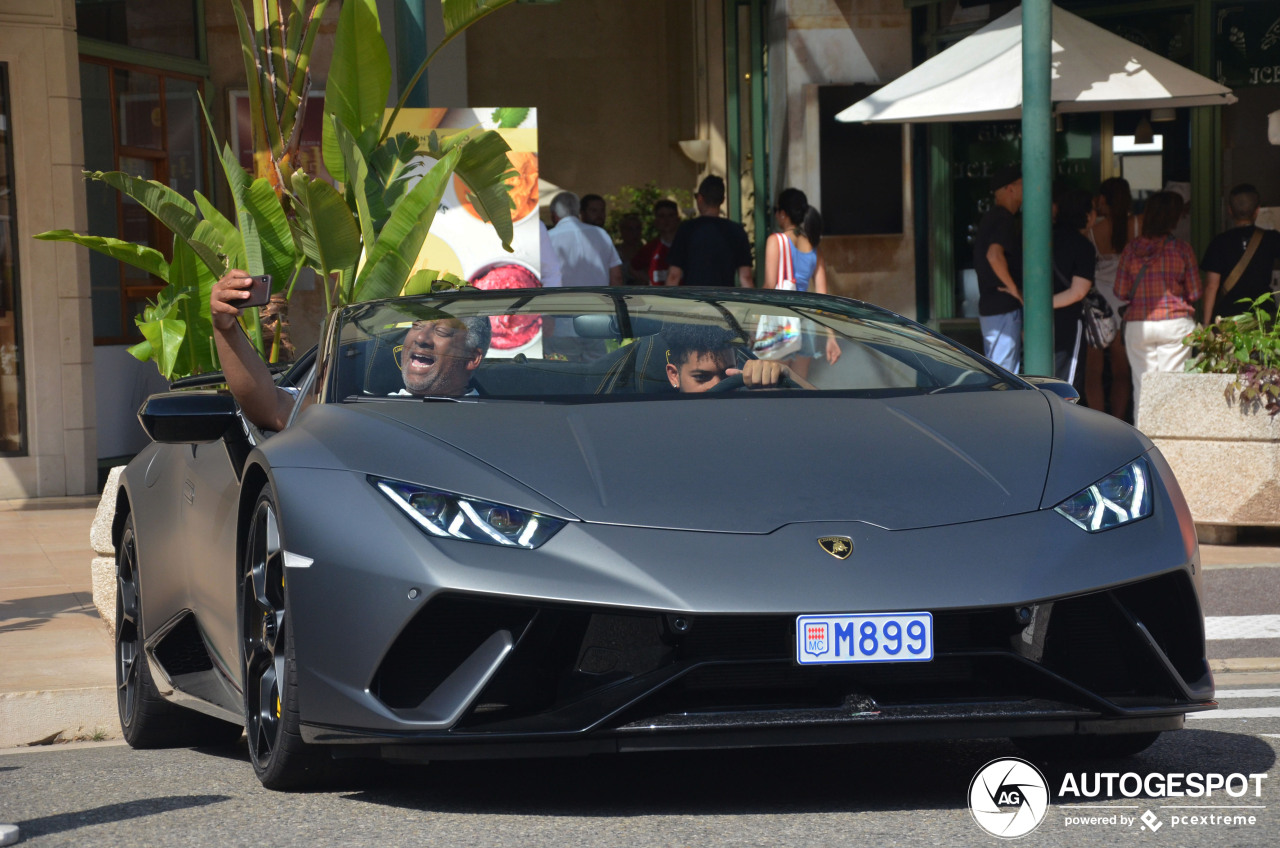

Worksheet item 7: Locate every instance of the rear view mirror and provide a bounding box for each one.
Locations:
[139,392,241,444]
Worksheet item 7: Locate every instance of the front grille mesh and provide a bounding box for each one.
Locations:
[372,573,1205,731]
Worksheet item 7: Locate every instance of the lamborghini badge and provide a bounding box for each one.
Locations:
[818,536,853,559]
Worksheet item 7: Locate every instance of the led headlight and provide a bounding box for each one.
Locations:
[373,477,566,549]
[1054,458,1152,533]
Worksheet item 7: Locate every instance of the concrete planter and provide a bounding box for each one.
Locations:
[90,466,126,635]
[1137,372,1280,543]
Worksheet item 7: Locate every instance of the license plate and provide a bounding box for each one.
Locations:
[796,612,933,664]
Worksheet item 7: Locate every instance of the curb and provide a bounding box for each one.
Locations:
[0,687,119,749]
[1209,657,1280,673]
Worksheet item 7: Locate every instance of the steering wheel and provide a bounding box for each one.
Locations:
[707,368,799,393]
[707,373,746,393]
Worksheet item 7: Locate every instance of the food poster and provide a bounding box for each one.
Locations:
[386,107,541,358]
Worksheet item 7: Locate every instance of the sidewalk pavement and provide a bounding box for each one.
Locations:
[0,498,116,748]
[1,495,1278,748]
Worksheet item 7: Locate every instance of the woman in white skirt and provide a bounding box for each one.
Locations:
[1113,191,1202,413]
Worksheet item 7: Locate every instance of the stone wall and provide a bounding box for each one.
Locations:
[0,0,97,497]
[1137,371,1280,532]
[777,0,916,317]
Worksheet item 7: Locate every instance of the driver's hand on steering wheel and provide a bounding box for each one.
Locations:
[727,359,788,389]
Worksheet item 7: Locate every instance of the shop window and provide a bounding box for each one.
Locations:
[76,0,200,61]
[819,85,904,236]
[80,57,205,344]
[0,65,25,454]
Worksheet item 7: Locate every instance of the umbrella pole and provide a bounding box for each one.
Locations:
[1021,0,1054,377]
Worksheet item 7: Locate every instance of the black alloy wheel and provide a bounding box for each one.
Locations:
[241,486,328,789]
[116,513,241,748]
[115,520,145,732]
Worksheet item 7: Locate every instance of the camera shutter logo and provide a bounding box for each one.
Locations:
[968,757,1050,838]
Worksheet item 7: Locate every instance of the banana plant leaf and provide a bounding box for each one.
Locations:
[194,190,245,272]
[164,234,219,376]
[231,0,280,167]
[402,268,466,296]
[333,117,378,273]
[128,288,189,380]
[322,0,390,182]
[33,231,170,281]
[86,171,225,275]
[289,169,361,308]
[429,128,516,252]
[355,145,462,301]
[244,177,299,289]
[352,220,432,303]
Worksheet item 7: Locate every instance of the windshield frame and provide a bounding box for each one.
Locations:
[317,287,1030,405]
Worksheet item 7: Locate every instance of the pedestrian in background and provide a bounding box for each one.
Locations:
[548,191,622,287]
[974,165,1024,373]
[1201,183,1280,321]
[666,175,752,288]
[580,193,607,228]
[1051,188,1097,387]
[763,187,841,379]
[633,199,681,285]
[1085,177,1139,419]
[615,212,646,286]
[1114,190,1202,412]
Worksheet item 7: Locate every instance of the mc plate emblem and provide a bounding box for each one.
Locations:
[818,536,853,559]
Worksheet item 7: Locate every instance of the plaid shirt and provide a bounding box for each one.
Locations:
[1114,236,1202,321]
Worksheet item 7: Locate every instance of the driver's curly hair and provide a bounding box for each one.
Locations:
[663,322,742,367]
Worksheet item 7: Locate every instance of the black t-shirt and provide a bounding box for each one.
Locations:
[973,206,1022,316]
[1052,226,1095,353]
[1201,226,1280,318]
[667,216,752,287]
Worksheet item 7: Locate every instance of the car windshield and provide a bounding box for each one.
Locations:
[323,288,1023,402]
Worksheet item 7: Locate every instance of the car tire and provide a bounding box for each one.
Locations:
[241,486,329,790]
[1012,731,1161,762]
[116,513,243,749]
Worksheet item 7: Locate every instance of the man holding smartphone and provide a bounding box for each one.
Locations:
[211,270,490,431]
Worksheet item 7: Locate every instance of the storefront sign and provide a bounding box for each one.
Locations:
[1217,5,1280,87]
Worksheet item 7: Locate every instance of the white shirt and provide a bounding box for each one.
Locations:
[548,216,620,287]
[538,219,562,287]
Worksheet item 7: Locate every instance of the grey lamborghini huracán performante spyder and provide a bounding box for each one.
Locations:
[112,287,1214,788]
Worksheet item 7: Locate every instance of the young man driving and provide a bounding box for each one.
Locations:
[663,323,802,393]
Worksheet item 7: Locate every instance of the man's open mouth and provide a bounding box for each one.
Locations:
[407,351,435,370]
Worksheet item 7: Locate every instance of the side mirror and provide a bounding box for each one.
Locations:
[1023,375,1080,404]
[139,392,241,444]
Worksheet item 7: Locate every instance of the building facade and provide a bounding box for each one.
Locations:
[0,0,95,499]
[2,0,1273,497]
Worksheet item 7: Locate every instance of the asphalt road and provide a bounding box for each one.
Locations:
[1,717,1277,848]
[2,564,1276,847]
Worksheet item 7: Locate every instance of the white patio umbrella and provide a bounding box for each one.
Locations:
[837,4,1235,124]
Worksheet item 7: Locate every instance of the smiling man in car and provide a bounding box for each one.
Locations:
[211,270,489,430]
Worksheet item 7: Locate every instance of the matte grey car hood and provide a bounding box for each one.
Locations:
[353,390,1057,533]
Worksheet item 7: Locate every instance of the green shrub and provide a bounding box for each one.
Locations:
[603,182,694,243]
[1184,292,1280,415]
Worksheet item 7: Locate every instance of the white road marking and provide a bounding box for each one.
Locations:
[1214,689,1280,699]
[1205,615,1280,640]
[1189,707,1280,720]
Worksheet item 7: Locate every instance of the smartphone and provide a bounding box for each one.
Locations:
[242,274,272,309]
